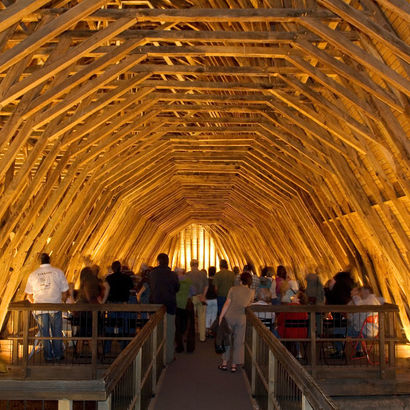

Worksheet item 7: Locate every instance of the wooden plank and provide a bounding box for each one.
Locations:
[0,17,139,107]
[373,0,410,23]
[0,0,51,33]
[299,18,410,96]
[318,0,410,63]
[58,8,340,23]
[0,0,107,74]
[293,39,404,112]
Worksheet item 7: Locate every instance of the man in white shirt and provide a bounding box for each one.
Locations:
[25,253,69,361]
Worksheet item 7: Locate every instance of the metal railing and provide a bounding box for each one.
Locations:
[245,308,338,410]
[1,302,167,410]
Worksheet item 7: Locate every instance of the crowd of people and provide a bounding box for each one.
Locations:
[24,252,383,367]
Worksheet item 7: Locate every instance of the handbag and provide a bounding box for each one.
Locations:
[215,342,225,354]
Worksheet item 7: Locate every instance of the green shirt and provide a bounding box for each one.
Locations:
[176,276,192,309]
[214,269,235,297]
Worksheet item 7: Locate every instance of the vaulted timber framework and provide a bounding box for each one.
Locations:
[0,0,409,336]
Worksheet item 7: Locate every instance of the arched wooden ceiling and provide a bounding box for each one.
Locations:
[0,0,409,335]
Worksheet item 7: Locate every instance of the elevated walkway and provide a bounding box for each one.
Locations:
[152,339,254,410]
[0,303,409,409]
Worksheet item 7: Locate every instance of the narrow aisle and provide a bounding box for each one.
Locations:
[153,339,255,410]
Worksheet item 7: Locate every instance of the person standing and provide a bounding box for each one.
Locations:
[104,261,134,354]
[218,272,254,372]
[150,253,180,364]
[175,268,195,353]
[214,259,235,314]
[186,260,208,342]
[205,266,218,337]
[25,253,68,361]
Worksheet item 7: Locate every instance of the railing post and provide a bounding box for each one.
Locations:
[379,311,386,379]
[58,399,73,410]
[12,310,19,365]
[134,349,142,410]
[251,326,257,396]
[388,311,395,375]
[162,313,167,366]
[98,394,112,410]
[302,394,313,410]
[309,311,317,378]
[91,310,98,379]
[22,309,29,377]
[268,350,276,410]
[152,326,157,395]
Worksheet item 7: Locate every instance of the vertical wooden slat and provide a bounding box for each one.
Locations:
[21,309,29,378]
[268,350,276,410]
[251,326,257,396]
[310,312,317,378]
[152,326,157,394]
[134,349,142,410]
[379,311,386,379]
[91,310,98,379]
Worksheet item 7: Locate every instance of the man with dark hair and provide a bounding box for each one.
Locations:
[214,259,235,314]
[150,253,180,364]
[106,261,133,303]
[104,261,134,354]
[25,253,68,361]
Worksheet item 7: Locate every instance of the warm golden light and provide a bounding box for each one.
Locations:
[173,224,224,272]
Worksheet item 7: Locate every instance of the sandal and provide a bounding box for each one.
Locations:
[218,364,228,371]
[230,366,238,373]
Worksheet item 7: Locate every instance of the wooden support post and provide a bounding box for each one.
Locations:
[22,309,29,378]
[268,350,276,410]
[388,312,396,375]
[379,311,386,379]
[152,326,157,395]
[251,326,257,396]
[134,349,142,410]
[98,395,112,410]
[11,311,19,365]
[309,312,317,378]
[302,394,314,410]
[91,310,98,379]
[58,399,73,410]
[162,314,167,366]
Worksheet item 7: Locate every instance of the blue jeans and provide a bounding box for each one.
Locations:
[332,327,346,354]
[34,312,63,360]
[104,311,133,354]
[217,296,226,314]
[347,327,362,352]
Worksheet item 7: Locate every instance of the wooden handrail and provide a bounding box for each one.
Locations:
[8,301,164,312]
[246,308,338,410]
[249,303,399,313]
[103,305,165,395]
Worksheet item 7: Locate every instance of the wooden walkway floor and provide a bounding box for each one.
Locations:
[151,338,255,410]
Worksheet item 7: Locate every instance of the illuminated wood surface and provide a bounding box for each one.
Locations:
[0,1,408,339]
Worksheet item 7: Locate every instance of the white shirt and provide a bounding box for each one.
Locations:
[25,264,69,304]
[349,294,381,336]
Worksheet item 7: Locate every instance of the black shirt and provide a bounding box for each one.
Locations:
[149,266,180,314]
[106,272,133,303]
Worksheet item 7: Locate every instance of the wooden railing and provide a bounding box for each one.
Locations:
[248,304,400,381]
[1,302,166,409]
[245,308,338,410]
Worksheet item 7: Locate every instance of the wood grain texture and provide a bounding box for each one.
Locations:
[0,0,408,340]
